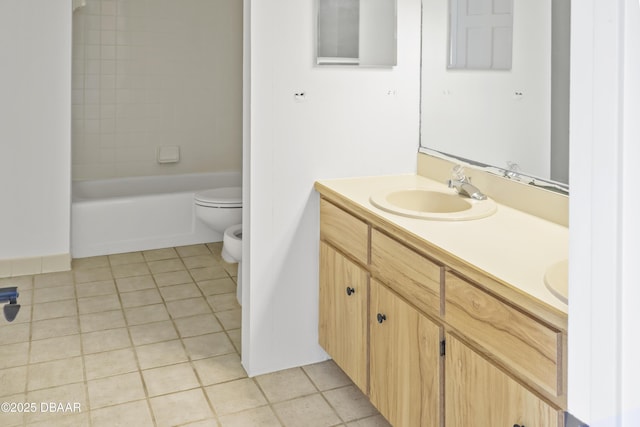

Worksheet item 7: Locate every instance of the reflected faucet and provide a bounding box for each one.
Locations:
[504,161,522,180]
[447,166,487,201]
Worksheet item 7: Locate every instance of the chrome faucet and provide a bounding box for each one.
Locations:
[447,166,487,201]
[503,161,522,181]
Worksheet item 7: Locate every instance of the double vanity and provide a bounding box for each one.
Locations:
[315,171,568,426]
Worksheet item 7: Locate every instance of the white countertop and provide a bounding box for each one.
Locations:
[317,174,569,314]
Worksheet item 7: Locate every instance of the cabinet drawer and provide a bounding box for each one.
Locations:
[371,229,442,318]
[320,199,369,265]
[446,333,561,427]
[444,272,562,397]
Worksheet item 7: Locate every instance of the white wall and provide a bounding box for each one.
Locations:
[72,0,242,180]
[243,0,421,376]
[569,0,640,424]
[621,1,640,423]
[421,0,552,179]
[0,2,71,261]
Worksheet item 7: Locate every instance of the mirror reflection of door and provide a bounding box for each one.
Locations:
[449,0,514,69]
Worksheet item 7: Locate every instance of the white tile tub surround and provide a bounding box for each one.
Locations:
[71,171,241,258]
[71,0,243,180]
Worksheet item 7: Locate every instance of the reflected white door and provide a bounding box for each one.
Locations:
[449,0,513,69]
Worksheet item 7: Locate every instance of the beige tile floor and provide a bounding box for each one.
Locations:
[0,243,390,427]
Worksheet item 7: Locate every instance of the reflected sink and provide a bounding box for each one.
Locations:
[369,187,497,221]
[544,259,568,304]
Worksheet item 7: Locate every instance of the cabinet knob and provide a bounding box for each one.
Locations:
[346,287,355,296]
[377,313,386,324]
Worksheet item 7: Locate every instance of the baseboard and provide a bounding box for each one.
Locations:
[0,253,71,278]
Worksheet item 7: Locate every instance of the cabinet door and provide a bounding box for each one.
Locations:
[370,279,442,427]
[445,333,561,427]
[319,241,368,393]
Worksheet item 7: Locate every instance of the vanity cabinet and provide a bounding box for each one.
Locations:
[319,198,368,265]
[445,333,560,427]
[444,271,563,398]
[319,241,369,393]
[317,194,566,426]
[371,229,442,319]
[318,199,370,393]
[370,278,441,427]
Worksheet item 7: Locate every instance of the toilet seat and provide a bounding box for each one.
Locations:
[194,187,242,208]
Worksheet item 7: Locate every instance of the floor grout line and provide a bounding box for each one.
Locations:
[1,243,387,427]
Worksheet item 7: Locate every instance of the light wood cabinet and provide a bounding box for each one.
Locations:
[317,195,566,426]
[371,229,442,319]
[320,199,369,265]
[319,241,369,393]
[444,272,563,398]
[445,333,561,427]
[370,279,442,427]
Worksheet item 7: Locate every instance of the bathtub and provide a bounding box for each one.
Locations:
[71,172,241,258]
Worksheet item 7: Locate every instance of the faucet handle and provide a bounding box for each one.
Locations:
[451,164,467,182]
[504,161,522,180]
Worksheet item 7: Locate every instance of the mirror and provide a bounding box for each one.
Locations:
[420,0,570,188]
[316,0,397,66]
[449,0,514,70]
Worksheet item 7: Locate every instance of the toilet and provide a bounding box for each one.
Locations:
[194,187,242,234]
[194,187,243,304]
[222,223,243,305]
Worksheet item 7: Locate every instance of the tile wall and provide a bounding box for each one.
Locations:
[71,0,242,180]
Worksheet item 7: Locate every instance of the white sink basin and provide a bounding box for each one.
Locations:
[369,187,497,221]
[544,259,568,304]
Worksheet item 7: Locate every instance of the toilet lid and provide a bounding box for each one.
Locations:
[195,187,242,208]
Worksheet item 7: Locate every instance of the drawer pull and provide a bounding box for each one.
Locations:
[377,313,387,324]
[346,287,355,296]
[513,424,526,427]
